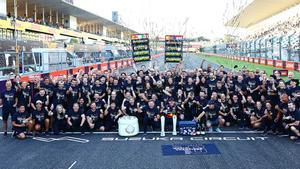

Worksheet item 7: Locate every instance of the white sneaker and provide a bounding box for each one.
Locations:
[215,128,222,133]
[200,131,205,135]
[0,116,2,120]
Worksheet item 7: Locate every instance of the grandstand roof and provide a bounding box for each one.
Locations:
[20,0,137,33]
[225,0,300,28]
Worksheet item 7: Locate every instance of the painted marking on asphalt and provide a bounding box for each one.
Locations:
[61,136,90,143]
[0,131,264,135]
[33,137,60,142]
[32,136,89,143]
[68,161,77,169]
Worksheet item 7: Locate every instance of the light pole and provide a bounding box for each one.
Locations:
[13,0,19,75]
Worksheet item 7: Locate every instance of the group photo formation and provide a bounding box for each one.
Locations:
[1,61,300,141]
[0,0,299,169]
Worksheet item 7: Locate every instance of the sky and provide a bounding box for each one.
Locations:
[74,0,251,39]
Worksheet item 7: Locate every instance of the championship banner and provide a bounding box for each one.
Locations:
[131,33,150,62]
[165,35,183,63]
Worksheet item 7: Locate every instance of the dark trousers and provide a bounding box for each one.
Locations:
[53,119,66,134]
[67,120,85,132]
[241,113,250,128]
[143,116,159,133]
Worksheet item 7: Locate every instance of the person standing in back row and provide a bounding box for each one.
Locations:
[0,81,18,136]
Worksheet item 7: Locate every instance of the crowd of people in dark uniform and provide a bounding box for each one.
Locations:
[0,62,299,140]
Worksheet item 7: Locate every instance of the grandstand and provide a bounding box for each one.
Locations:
[0,0,138,80]
[202,0,300,74]
[2,0,136,42]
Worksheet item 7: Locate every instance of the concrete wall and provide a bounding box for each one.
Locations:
[0,0,7,17]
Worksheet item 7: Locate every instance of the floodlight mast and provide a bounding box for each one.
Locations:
[13,0,19,75]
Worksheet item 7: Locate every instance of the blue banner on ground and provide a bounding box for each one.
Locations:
[161,143,220,156]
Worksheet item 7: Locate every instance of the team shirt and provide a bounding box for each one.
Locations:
[1,89,16,108]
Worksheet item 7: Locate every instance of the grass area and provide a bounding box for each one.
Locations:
[198,54,300,79]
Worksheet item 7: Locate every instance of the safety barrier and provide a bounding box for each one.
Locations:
[0,53,163,90]
[202,52,300,72]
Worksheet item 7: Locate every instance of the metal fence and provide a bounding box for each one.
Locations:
[203,32,300,62]
[0,51,131,79]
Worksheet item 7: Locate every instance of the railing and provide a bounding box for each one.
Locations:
[0,28,50,42]
[0,51,132,80]
[203,32,300,62]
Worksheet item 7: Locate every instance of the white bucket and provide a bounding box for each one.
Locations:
[118,116,139,136]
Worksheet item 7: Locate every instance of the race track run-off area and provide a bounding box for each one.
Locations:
[0,54,299,169]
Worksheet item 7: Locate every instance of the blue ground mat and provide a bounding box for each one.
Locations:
[161,143,221,156]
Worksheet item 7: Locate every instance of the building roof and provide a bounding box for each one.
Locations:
[13,0,137,33]
[225,0,300,28]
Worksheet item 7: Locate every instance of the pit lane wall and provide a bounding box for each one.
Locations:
[202,52,300,72]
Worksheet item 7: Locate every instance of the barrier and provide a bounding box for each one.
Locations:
[202,52,300,72]
[0,53,163,90]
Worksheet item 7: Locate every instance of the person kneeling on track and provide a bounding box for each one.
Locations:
[12,105,33,139]
[32,100,50,136]
[86,102,101,132]
[242,95,256,129]
[219,94,232,127]
[250,101,266,129]
[104,102,123,131]
[51,104,67,135]
[138,99,160,134]
[67,103,86,134]
[229,94,246,128]
[196,100,222,133]
[260,102,274,135]
[283,102,300,140]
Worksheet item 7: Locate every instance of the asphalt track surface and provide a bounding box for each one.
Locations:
[0,132,299,169]
[0,54,299,169]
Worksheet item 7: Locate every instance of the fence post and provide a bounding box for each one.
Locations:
[21,51,25,74]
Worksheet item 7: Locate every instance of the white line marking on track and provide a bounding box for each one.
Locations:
[62,136,90,143]
[68,161,77,169]
[0,131,264,135]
